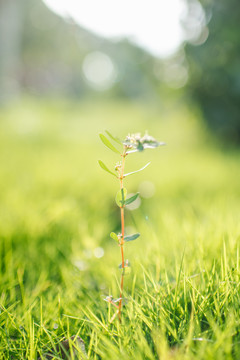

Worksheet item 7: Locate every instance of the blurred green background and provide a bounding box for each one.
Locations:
[0,0,240,358]
[1,0,240,141]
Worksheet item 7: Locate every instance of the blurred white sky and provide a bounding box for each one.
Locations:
[43,0,187,58]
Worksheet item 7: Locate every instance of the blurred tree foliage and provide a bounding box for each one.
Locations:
[0,0,163,102]
[184,0,240,144]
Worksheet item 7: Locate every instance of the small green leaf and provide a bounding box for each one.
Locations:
[124,233,140,242]
[99,134,121,154]
[105,130,122,145]
[98,160,117,177]
[125,193,139,206]
[124,162,151,177]
[110,232,119,242]
[118,260,131,269]
[137,142,144,151]
[115,188,127,207]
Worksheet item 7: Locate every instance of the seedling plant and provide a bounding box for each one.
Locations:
[99,131,164,322]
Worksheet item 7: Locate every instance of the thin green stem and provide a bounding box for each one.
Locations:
[118,147,127,321]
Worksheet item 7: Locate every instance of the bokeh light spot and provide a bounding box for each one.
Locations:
[139,181,156,198]
[82,51,117,91]
[94,247,105,258]
[125,194,141,210]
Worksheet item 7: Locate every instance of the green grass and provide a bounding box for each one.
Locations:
[0,98,239,359]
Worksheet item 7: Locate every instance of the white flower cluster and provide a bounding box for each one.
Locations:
[123,132,164,152]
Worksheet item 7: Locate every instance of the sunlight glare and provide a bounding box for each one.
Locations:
[42,0,186,57]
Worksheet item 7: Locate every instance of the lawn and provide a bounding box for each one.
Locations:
[0,98,239,359]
